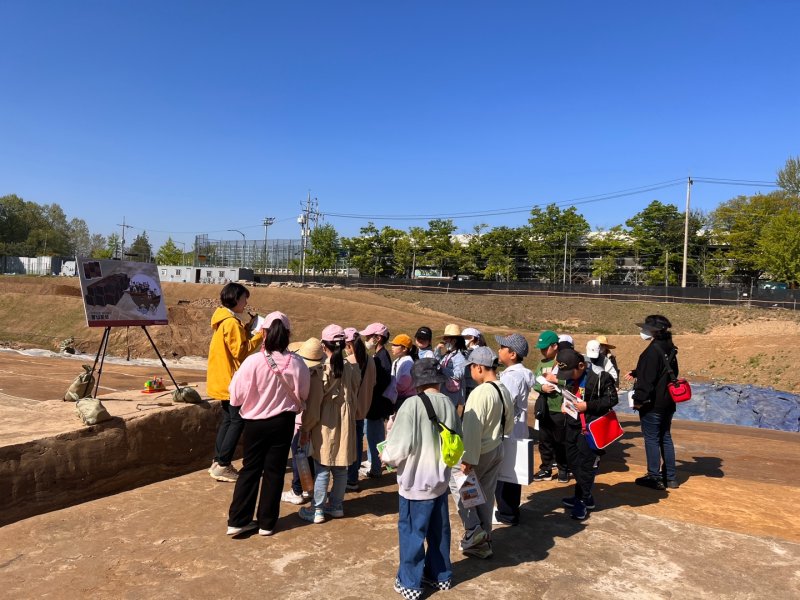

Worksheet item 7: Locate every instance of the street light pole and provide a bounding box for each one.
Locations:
[227,229,246,268]
[262,217,275,274]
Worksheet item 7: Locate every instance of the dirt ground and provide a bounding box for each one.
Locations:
[2,275,799,392]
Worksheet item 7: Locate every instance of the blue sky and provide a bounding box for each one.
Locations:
[1,1,797,251]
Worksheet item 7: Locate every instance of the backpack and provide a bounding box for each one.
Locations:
[64,365,96,402]
[418,392,464,467]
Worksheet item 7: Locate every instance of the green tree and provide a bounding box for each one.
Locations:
[424,219,460,275]
[66,218,92,257]
[757,209,800,286]
[587,226,631,284]
[88,234,108,259]
[525,204,590,283]
[128,232,153,262]
[777,155,800,195]
[95,233,121,259]
[156,237,185,265]
[476,226,524,281]
[306,224,340,274]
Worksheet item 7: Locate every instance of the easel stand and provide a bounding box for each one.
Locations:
[90,326,182,398]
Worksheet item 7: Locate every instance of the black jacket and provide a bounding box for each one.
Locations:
[366,347,393,420]
[632,337,679,416]
[566,369,619,428]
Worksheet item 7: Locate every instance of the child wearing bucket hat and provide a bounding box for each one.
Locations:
[298,324,362,524]
[436,324,467,408]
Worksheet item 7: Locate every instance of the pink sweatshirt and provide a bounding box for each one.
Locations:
[229,349,310,420]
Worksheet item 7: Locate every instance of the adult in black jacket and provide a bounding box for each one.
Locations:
[556,348,619,521]
[360,323,394,478]
[626,315,679,491]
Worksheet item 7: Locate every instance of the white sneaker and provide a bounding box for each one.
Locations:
[226,521,257,536]
[459,527,488,551]
[208,461,218,475]
[258,529,274,536]
[281,490,308,505]
[210,463,239,482]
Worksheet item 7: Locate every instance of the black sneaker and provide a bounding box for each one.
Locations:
[557,469,570,483]
[346,481,360,492]
[665,479,679,489]
[562,495,595,510]
[635,475,666,490]
[570,499,588,521]
[533,469,554,481]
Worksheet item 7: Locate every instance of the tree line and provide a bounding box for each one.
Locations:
[2,156,799,286]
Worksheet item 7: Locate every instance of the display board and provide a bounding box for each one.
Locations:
[78,258,168,327]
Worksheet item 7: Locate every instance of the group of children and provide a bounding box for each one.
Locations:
[204,283,641,598]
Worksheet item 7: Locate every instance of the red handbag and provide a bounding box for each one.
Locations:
[580,410,624,450]
[664,350,691,403]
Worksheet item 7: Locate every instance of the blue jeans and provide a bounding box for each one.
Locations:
[365,418,385,474]
[313,460,348,511]
[640,410,676,480]
[347,419,365,484]
[397,493,452,591]
[214,401,243,466]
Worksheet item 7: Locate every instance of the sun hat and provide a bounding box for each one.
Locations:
[359,322,389,338]
[411,358,447,387]
[390,334,413,349]
[595,335,616,349]
[495,333,529,358]
[463,346,498,369]
[441,323,462,338]
[461,327,481,339]
[260,311,290,331]
[321,324,346,343]
[344,327,359,342]
[290,337,324,367]
[585,340,601,359]
[536,330,559,350]
[414,326,433,341]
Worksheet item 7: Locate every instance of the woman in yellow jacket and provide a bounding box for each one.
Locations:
[207,283,263,482]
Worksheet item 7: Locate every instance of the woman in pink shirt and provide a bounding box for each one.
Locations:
[226,311,310,537]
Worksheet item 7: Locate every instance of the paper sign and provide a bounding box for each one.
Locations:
[452,469,486,508]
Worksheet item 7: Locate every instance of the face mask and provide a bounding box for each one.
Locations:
[445,343,453,352]
[640,332,653,341]
[365,339,376,350]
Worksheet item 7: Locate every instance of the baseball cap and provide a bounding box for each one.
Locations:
[556,348,585,378]
[463,346,498,368]
[495,333,529,358]
[343,327,359,342]
[536,330,559,349]
[585,340,601,359]
[321,324,346,343]
[461,327,481,339]
[359,322,389,338]
[261,311,290,331]
[390,334,413,349]
[414,326,433,341]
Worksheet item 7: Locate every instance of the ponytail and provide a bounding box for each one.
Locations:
[323,339,346,379]
[352,335,369,376]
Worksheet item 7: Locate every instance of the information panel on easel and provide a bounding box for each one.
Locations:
[77,258,168,327]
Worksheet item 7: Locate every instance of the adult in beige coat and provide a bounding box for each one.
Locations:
[298,324,362,523]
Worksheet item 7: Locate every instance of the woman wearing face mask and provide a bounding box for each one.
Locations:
[435,324,467,408]
[359,322,394,479]
[625,315,679,491]
[345,328,376,491]
[461,327,485,400]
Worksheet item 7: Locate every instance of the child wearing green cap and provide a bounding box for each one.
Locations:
[532,330,569,482]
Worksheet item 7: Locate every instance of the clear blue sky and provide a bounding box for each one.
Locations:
[1,1,797,252]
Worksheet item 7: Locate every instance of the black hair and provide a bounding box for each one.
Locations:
[409,344,419,361]
[374,334,389,347]
[501,346,525,364]
[644,314,673,341]
[323,339,346,379]
[351,335,369,376]
[264,319,290,353]
[220,282,249,309]
[447,336,467,353]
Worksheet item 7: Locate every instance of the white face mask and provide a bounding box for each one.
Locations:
[640,332,653,341]
[445,343,453,352]
[365,339,376,350]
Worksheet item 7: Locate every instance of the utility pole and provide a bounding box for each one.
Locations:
[562,232,568,288]
[665,249,669,291]
[117,217,133,260]
[262,217,275,274]
[681,176,693,288]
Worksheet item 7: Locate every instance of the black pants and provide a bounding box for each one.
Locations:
[565,425,598,502]
[494,480,521,524]
[214,401,244,466]
[228,411,295,531]
[537,411,568,471]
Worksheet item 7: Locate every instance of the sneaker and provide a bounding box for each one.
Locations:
[570,499,589,521]
[557,469,570,483]
[635,475,666,491]
[208,461,218,475]
[298,506,325,524]
[258,528,274,536]
[322,503,344,518]
[302,491,311,500]
[346,481,360,492]
[210,463,239,482]
[459,527,488,550]
[281,490,308,505]
[421,575,452,591]
[593,456,601,470]
[462,541,493,559]
[359,466,381,479]
[226,521,257,536]
[562,495,595,510]
[533,469,554,481]
[665,479,680,489]
[393,577,423,600]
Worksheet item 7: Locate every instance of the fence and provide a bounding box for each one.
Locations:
[253,274,799,310]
